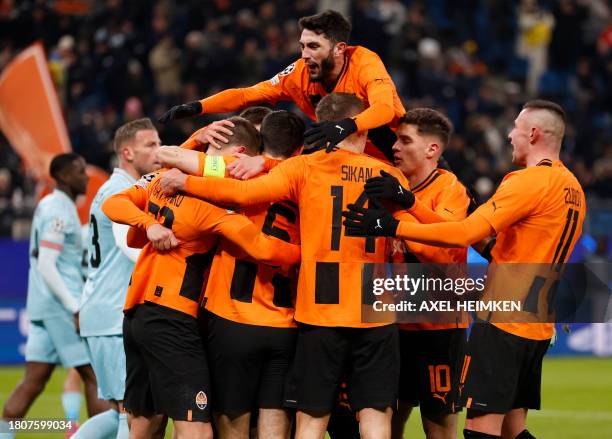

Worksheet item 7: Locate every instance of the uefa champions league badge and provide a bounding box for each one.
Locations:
[195,391,208,410]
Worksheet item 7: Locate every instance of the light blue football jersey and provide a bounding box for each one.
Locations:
[26,189,84,320]
[79,168,137,337]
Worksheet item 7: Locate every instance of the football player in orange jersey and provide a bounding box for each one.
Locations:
[102,118,302,439]
[159,10,404,159]
[344,100,586,439]
[364,109,472,439]
[157,110,305,439]
[157,93,410,439]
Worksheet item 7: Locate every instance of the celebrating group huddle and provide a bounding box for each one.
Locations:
[4,8,585,439]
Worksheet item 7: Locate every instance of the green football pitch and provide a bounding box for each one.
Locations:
[1,357,611,438]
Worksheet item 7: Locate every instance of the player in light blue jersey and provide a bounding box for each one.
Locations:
[1,153,108,439]
[75,118,162,439]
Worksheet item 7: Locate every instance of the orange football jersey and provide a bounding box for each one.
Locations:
[390,168,471,330]
[199,46,405,133]
[192,154,301,328]
[472,159,586,340]
[102,170,301,318]
[181,148,409,327]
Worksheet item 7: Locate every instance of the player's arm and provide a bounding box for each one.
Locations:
[36,219,79,313]
[159,157,302,207]
[304,55,397,150]
[158,74,291,123]
[103,183,178,251]
[344,205,493,248]
[157,146,202,176]
[157,146,272,180]
[209,212,301,266]
[111,222,140,262]
[180,120,236,151]
[354,77,395,133]
[345,171,539,247]
[395,214,493,247]
[102,185,157,230]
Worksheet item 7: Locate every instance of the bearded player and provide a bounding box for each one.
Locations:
[159,10,404,158]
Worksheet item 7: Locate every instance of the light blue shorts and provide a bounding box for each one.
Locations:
[25,314,90,368]
[84,335,126,401]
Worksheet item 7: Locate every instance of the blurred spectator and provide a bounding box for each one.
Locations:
[516,0,555,95]
[149,35,182,97]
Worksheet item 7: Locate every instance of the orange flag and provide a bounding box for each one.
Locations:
[0,42,108,224]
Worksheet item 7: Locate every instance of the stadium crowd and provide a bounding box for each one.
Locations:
[0,0,611,237]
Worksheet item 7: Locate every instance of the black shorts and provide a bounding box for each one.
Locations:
[398,328,467,414]
[123,302,211,422]
[205,311,297,415]
[284,324,399,413]
[460,323,550,414]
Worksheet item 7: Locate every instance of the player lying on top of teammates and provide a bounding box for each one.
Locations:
[157,92,410,439]
[157,110,305,439]
[343,100,586,439]
[159,9,405,159]
[101,117,301,439]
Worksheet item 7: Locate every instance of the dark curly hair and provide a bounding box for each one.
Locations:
[298,10,351,43]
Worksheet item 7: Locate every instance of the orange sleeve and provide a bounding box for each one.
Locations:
[475,171,544,233]
[198,61,301,114]
[404,183,471,261]
[409,184,470,224]
[196,206,301,265]
[180,127,206,150]
[199,81,289,114]
[353,53,396,131]
[184,156,304,207]
[101,185,157,230]
[263,157,282,172]
[396,213,494,248]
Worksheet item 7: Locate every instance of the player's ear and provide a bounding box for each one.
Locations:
[426,142,440,159]
[122,144,135,162]
[236,145,246,154]
[334,42,347,57]
[529,126,539,144]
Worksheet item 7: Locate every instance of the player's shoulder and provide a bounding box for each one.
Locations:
[37,192,77,231]
[99,170,134,196]
[435,168,464,189]
[349,45,383,64]
[39,191,73,216]
[269,58,306,86]
[135,170,162,189]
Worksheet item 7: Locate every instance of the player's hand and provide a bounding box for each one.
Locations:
[158,101,202,123]
[342,204,399,237]
[304,118,357,152]
[146,223,179,251]
[159,168,187,195]
[227,154,265,179]
[365,170,415,209]
[73,312,80,334]
[195,119,235,150]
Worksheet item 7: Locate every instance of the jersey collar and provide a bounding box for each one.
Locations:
[412,169,441,194]
[536,159,553,167]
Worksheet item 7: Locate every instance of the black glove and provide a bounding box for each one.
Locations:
[364,170,415,209]
[158,101,202,123]
[304,118,357,153]
[342,203,399,237]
